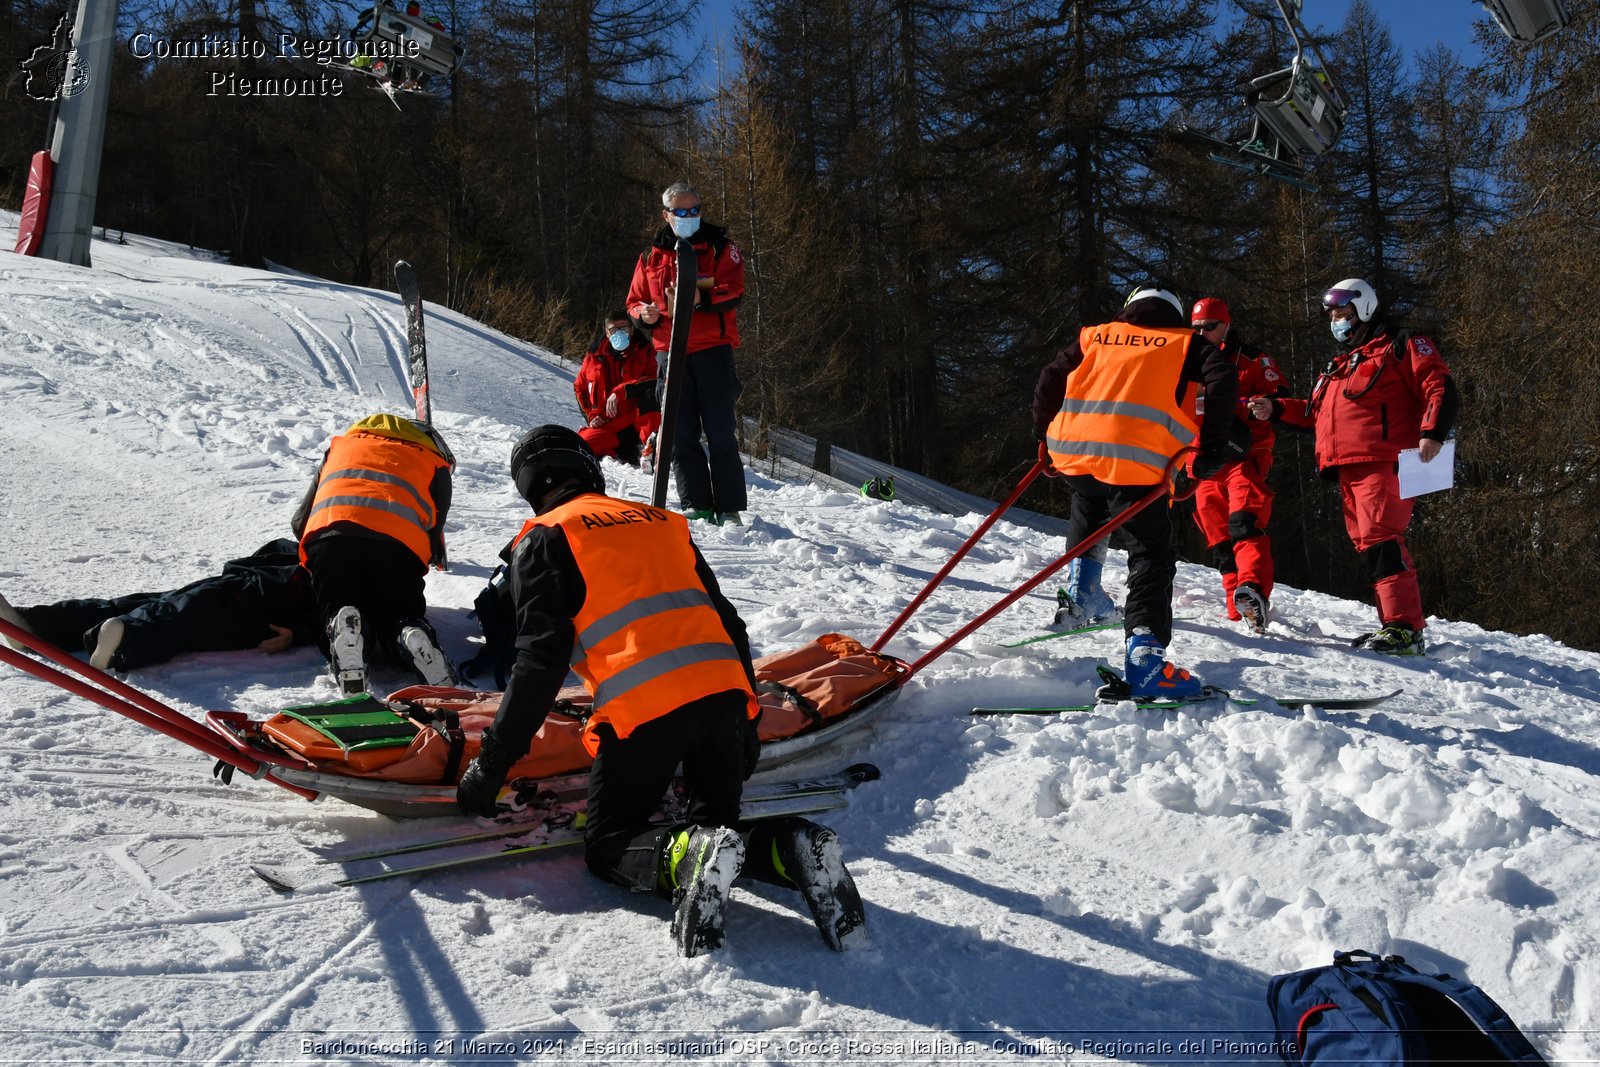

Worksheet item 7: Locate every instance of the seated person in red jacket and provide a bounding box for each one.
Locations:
[574,311,661,467]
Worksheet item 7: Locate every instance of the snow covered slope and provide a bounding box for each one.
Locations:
[2,219,1596,1064]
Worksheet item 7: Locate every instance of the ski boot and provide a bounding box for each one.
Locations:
[769,820,867,950]
[715,512,743,527]
[328,606,366,695]
[1051,555,1120,629]
[89,617,128,671]
[641,432,657,475]
[400,623,457,686]
[684,508,718,524]
[1353,623,1425,656]
[0,593,35,651]
[1124,627,1204,699]
[1235,583,1269,635]
[665,826,746,957]
[860,476,896,502]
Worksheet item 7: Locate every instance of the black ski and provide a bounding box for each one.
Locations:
[394,260,430,425]
[649,237,698,509]
[254,763,880,892]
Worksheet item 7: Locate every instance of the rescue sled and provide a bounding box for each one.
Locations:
[0,618,905,819]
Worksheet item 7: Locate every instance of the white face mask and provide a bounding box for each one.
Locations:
[670,215,701,239]
[1330,316,1356,342]
[607,329,630,351]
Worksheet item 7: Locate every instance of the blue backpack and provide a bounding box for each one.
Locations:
[1267,950,1549,1065]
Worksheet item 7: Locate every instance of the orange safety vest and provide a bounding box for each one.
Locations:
[300,430,448,565]
[1046,323,1200,484]
[521,496,757,755]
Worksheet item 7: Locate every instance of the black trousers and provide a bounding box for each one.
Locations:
[661,344,747,514]
[19,578,272,669]
[303,535,428,660]
[1062,475,1176,646]
[586,689,750,896]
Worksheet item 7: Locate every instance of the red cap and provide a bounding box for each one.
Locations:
[1191,297,1230,325]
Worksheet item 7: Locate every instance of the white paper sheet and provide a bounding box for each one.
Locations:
[1398,439,1455,499]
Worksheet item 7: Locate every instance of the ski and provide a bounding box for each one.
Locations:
[311,762,879,865]
[1003,612,1201,649]
[1002,620,1124,648]
[394,260,430,425]
[649,236,698,509]
[972,684,1402,716]
[1266,689,1402,709]
[255,764,880,892]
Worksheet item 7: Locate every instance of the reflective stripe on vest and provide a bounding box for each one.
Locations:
[300,432,445,565]
[528,495,756,754]
[1047,324,1199,484]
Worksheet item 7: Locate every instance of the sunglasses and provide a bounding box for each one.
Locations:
[667,205,701,218]
[1193,320,1224,331]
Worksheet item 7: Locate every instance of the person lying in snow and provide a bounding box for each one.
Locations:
[0,538,316,671]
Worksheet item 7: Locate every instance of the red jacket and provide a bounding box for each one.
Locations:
[574,338,657,423]
[1276,327,1453,473]
[627,223,744,353]
[1222,335,1286,460]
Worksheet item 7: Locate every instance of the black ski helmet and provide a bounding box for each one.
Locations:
[510,424,604,510]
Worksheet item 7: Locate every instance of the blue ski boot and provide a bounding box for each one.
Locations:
[1051,555,1121,628]
[1124,627,1204,699]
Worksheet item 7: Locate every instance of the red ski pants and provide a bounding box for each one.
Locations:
[1338,461,1424,630]
[1193,457,1274,618]
[578,410,660,462]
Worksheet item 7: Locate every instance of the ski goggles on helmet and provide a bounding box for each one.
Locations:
[1321,288,1362,313]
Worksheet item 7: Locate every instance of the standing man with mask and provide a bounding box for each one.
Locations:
[1249,278,1457,655]
[1189,297,1286,632]
[627,182,748,525]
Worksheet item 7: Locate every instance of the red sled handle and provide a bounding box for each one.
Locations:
[871,458,1047,652]
[0,616,270,780]
[901,448,1196,681]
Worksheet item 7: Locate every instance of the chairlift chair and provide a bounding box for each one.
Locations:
[351,1,462,80]
[1478,0,1571,43]
[1247,53,1347,158]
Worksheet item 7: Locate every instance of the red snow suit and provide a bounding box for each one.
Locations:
[1273,327,1455,631]
[573,338,660,460]
[1192,336,1286,616]
[626,224,744,354]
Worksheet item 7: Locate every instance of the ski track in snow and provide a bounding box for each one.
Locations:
[1,217,1598,1064]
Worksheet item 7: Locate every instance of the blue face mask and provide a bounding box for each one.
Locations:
[1330,316,1356,343]
[670,215,701,239]
[607,329,630,351]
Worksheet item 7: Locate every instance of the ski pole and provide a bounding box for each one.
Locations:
[650,236,698,509]
[871,457,1047,652]
[0,640,264,775]
[901,449,1195,681]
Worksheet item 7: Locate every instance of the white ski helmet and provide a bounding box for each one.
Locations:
[1123,285,1184,318]
[1322,278,1379,322]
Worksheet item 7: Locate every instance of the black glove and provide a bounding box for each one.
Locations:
[456,729,521,818]
[1194,420,1251,480]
